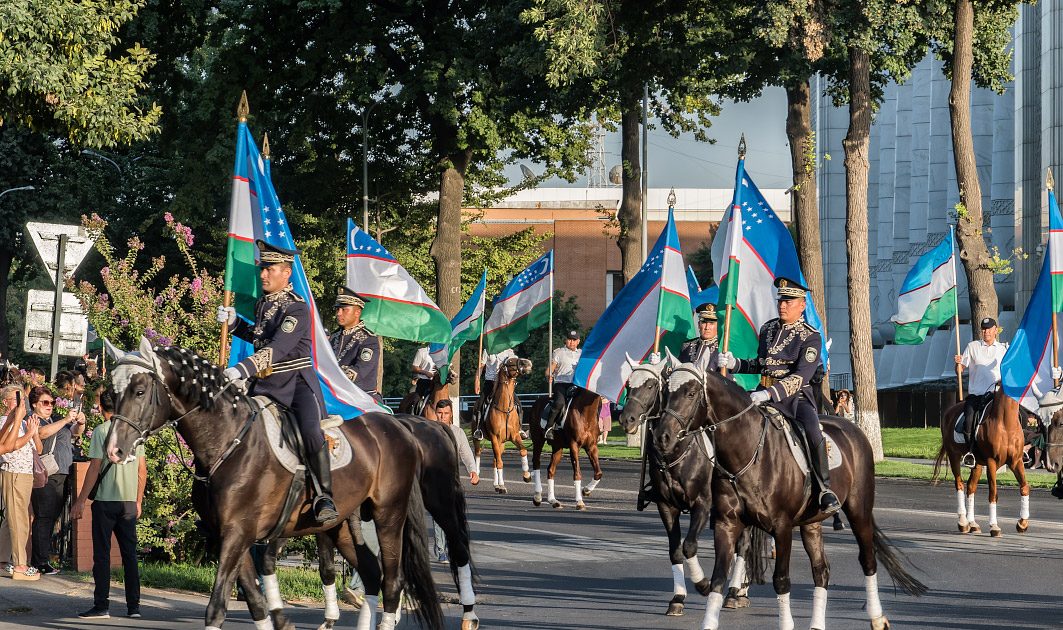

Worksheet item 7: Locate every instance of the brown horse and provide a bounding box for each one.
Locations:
[474,356,533,493]
[529,386,604,510]
[398,368,453,420]
[104,339,443,630]
[932,388,1031,536]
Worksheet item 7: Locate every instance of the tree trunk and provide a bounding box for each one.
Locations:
[431,150,471,397]
[786,79,831,403]
[949,0,997,337]
[617,106,644,283]
[0,248,12,357]
[843,46,884,461]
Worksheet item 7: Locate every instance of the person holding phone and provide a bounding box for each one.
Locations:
[29,384,83,575]
[0,385,42,580]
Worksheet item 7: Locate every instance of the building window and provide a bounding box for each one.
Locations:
[605,271,625,306]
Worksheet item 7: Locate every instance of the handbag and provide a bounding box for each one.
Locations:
[31,450,47,489]
[39,434,59,477]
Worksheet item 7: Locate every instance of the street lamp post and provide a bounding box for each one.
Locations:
[0,185,35,200]
[362,100,384,230]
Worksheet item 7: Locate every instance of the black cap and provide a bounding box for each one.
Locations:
[565,330,581,340]
[980,317,997,330]
[695,303,718,322]
[774,276,809,300]
[256,239,300,267]
[335,286,367,309]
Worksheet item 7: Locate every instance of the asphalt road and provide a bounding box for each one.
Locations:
[3,453,1063,629]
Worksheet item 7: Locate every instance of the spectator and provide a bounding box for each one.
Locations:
[0,384,42,580]
[429,399,478,562]
[30,384,85,575]
[597,398,611,445]
[72,389,145,619]
[834,390,855,421]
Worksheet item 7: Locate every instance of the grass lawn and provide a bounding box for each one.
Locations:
[874,459,1057,489]
[880,427,941,459]
[71,562,327,602]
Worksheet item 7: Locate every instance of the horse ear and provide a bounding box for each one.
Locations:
[103,338,126,362]
[625,352,638,369]
[665,347,679,369]
[138,336,154,358]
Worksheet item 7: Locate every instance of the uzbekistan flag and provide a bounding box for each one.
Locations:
[1002,190,1063,412]
[429,269,488,380]
[890,228,958,345]
[711,158,828,390]
[574,209,695,402]
[225,123,385,417]
[345,218,453,344]
[483,251,553,354]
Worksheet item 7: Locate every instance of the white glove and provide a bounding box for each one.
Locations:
[718,351,737,370]
[648,352,662,365]
[1054,367,1062,381]
[216,305,237,326]
[222,367,242,382]
[750,390,771,405]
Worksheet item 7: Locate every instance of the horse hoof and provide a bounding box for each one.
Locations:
[969,522,981,534]
[870,615,890,630]
[495,485,508,495]
[723,595,750,609]
[461,618,480,630]
[958,522,970,534]
[551,500,563,509]
[523,472,531,482]
[533,493,542,506]
[576,502,587,511]
[665,602,684,616]
[990,525,1002,538]
[317,622,336,630]
[694,579,712,596]
[1017,518,1029,533]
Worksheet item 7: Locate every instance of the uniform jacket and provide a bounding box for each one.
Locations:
[733,317,822,413]
[231,284,324,411]
[678,337,721,373]
[329,322,381,393]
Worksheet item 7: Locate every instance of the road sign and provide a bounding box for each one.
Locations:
[23,289,88,357]
[25,222,95,285]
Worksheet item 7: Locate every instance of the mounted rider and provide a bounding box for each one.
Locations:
[719,277,840,516]
[678,303,722,373]
[543,330,582,440]
[955,317,1017,467]
[216,240,339,524]
[329,286,382,404]
[470,348,517,440]
[410,345,437,410]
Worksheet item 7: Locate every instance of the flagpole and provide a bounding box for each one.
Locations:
[475,269,486,395]
[1050,169,1060,388]
[548,255,555,397]
[220,91,250,366]
[720,138,745,377]
[951,224,964,401]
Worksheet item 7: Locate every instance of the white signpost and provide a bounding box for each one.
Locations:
[23,222,96,378]
[23,290,88,357]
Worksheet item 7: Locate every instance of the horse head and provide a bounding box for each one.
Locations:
[1039,389,1063,475]
[500,356,531,381]
[618,353,668,435]
[655,363,709,454]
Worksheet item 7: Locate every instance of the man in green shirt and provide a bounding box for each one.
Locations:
[71,390,146,620]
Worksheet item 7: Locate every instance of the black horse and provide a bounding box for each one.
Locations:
[656,363,926,630]
[105,339,444,630]
[618,358,765,617]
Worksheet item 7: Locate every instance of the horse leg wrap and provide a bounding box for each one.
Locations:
[262,574,284,611]
[356,595,377,630]
[574,479,583,504]
[777,592,795,630]
[727,555,747,591]
[684,555,705,584]
[323,583,340,621]
[547,478,557,503]
[955,490,966,519]
[810,586,827,630]
[700,592,724,630]
[989,502,998,527]
[521,454,530,473]
[865,574,883,620]
[671,563,687,597]
[585,477,600,494]
[254,619,275,630]
[533,469,542,494]
[458,563,476,606]
[1020,494,1030,520]
[474,455,481,476]
[496,467,505,487]
[377,612,398,630]
[965,494,976,523]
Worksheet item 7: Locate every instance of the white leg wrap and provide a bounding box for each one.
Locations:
[261,573,283,611]
[574,479,583,503]
[966,494,976,523]
[1020,494,1030,520]
[956,490,966,517]
[989,502,998,526]
[777,592,795,630]
[323,583,339,620]
[701,592,724,630]
[533,469,542,493]
[585,477,600,493]
[684,554,705,584]
[458,563,476,606]
[728,555,747,591]
[474,455,481,476]
[671,563,687,597]
[811,586,827,630]
[547,478,556,502]
[865,574,883,620]
[378,611,398,630]
[521,454,530,472]
[496,467,505,486]
[254,619,275,630]
[356,595,378,630]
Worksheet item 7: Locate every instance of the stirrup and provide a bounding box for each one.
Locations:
[472,429,483,440]
[313,496,339,523]
[544,425,557,439]
[961,452,976,468]
[818,490,841,516]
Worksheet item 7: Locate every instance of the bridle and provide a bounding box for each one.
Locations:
[625,364,666,429]
[490,360,522,415]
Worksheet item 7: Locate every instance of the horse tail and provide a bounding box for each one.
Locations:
[401,482,445,629]
[745,525,771,585]
[872,522,929,596]
[931,441,948,483]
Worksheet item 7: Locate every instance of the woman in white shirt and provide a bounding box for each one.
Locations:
[0,385,42,580]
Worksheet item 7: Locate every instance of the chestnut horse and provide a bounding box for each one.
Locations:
[932,388,1031,536]
[473,356,533,493]
[398,368,453,419]
[105,339,443,630]
[529,385,603,510]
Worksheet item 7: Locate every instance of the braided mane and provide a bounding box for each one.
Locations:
[155,346,240,411]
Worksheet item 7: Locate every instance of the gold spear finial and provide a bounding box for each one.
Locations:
[738,133,747,160]
[237,90,250,122]
[1048,167,1055,191]
[262,133,271,160]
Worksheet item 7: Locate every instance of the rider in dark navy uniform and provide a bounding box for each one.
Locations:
[678,303,721,373]
[329,286,382,404]
[217,240,339,523]
[719,277,840,515]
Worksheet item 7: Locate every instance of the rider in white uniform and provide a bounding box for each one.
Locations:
[954,317,1011,465]
[543,330,582,439]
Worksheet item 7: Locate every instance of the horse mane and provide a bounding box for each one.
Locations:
[155,346,239,411]
[628,363,664,390]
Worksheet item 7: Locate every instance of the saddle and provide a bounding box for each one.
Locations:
[761,406,842,475]
[252,396,352,474]
[952,392,994,445]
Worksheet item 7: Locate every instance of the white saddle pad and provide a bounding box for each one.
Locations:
[779,419,842,475]
[254,396,353,474]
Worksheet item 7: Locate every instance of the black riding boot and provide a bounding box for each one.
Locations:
[813,439,842,515]
[308,446,339,523]
[543,402,563,439]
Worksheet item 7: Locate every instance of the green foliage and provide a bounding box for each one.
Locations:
[687,243,715,289]
[110,561,327,602]
[0,0,161,147]
[922,0,1023,93]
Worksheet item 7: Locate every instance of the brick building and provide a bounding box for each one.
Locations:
[465,187,791,328]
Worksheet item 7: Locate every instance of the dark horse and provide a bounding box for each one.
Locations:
[105,339,444,630]
[932,389,1031,536]
[657,363,926,630]
[618,358,765,617]
[529,385,603,510]
[399,368,454,419]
